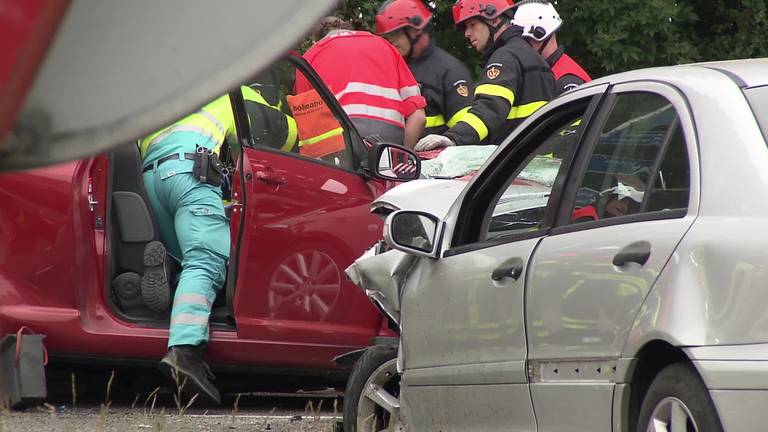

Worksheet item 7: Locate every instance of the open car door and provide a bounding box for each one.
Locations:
[226,54,396,366]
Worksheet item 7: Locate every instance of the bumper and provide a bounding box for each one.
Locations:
[686,344,768,432]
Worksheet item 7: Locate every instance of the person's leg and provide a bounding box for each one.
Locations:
[157,171,229,404]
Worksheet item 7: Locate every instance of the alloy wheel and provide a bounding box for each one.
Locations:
[646,396,699,432]
[357,358,403,432]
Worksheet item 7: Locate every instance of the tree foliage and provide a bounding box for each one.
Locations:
[328,0,768,78]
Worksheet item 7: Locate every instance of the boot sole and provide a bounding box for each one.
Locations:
[141,241,170,312]
[158,357,222,405]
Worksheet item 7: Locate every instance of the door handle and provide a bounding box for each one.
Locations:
[613,241,652,267]
[491,257,524,281]
[254,170,286,186]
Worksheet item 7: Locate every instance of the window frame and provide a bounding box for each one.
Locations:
[231,54,369,175]
[444,88,609,257]
[551,81,701,236]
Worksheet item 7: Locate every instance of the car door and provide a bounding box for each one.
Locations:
[398,88,607,432]
[525,83,699,431]
[229,55,389,356]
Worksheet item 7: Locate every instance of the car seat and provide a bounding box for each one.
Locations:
[109,143,177,316]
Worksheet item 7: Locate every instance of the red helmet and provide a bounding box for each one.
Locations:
[375,0,432,35]
[452,0,515,27]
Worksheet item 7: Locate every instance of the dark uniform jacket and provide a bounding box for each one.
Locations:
[546,46,591,95]
[444,26,555,147]
[408,39,474,136]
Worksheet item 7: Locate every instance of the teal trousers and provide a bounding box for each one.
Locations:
[142,133,230,348]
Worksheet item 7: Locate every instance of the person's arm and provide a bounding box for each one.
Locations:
[442,58,474,128]
[403,108,426,149]
[444,54,522,146]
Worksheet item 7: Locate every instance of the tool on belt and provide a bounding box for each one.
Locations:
[193,145,227,187]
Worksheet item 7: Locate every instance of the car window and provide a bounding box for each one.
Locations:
[645,126,690,212]
[480,114,583,241]
[245,59,355,170]
[744,85,768,143]
[569,92,687,224]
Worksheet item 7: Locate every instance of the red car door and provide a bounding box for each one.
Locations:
[229,56,388,353]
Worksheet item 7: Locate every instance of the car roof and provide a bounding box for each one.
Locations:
[585,58,768,90]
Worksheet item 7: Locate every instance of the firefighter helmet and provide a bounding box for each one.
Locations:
[375,0,432,35]
[511,0,562,41]
[452,0,516,27]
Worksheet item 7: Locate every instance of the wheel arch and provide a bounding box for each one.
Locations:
[620,339,693,432]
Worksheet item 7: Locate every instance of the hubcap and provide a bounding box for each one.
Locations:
[647,396,699,432]
[268,249,341,320]
[357,358,402,432]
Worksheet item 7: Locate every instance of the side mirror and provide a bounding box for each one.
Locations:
[383,210,443,259]
[368,143,421,182]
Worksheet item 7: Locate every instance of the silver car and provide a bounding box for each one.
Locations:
[346,59,768,432]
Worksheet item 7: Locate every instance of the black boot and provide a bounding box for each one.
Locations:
[158,345,221,405]
[141,241,171,312]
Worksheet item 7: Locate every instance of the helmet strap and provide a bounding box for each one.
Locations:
[405,29,423,60]
[482,18,503,54]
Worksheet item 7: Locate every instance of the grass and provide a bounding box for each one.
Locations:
[11,368,343,432]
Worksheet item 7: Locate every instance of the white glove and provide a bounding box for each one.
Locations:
[414,134,455,152]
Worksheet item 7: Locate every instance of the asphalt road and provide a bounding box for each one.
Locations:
[1,365,344,432]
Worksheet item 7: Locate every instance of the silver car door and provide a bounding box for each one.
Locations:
[526,83,700,432]
[399,96,602,432]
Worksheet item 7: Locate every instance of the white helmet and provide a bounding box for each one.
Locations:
[511,0,562,42]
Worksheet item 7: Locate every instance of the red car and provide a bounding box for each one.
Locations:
[0,53,419,393]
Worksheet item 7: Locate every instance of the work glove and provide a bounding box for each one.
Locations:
[414,134,455,152]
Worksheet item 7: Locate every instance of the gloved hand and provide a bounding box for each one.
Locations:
[414,134,455,152]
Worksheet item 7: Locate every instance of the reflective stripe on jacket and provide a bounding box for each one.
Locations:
[444,26,556,147]
[296,30,426,129]
[287,88,345,158]
[407,40,473,136]
[140,86,264,158]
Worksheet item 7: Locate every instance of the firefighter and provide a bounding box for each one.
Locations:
[297,17,426,155]
[511,0,591,94]
[415,0,555,151]
[375,0,473,137]
[139,86,291,405]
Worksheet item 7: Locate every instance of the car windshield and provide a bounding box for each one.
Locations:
[745,86,768,143]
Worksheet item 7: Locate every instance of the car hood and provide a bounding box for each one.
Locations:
[372,179,468,218]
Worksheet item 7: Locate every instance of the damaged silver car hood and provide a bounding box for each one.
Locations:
[371,179,467,219]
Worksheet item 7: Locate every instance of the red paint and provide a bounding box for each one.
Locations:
[0,150,393,372]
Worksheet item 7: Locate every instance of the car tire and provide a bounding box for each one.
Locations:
[636,362,723,432]
[343,345,400,432]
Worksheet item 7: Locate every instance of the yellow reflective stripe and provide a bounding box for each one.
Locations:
[298,127,344,147]
[475,84,516,107]
[458,113,488,142]
[282,116,298,152]
[508,101,548,119]
[425,115,446,128]
[446,106,471,128]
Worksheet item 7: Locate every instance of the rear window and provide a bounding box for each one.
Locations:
[745,86,768,143]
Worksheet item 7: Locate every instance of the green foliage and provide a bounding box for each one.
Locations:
[328,0,768,79]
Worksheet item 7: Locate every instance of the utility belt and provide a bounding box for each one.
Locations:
[142,145,227,187]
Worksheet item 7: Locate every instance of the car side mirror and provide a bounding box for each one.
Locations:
[368,143,420,182]
[383,210,443,259]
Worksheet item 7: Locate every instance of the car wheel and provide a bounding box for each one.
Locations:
[343,345,401,432]
[637,362,723,432]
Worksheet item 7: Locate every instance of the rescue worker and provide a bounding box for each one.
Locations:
[415,0,555,151]
[511,0,591,94]
[140,86,289,405]
[375,0,473,137]
[296,17,426,155]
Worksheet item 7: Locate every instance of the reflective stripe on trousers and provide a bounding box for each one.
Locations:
[142,136,229,348]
